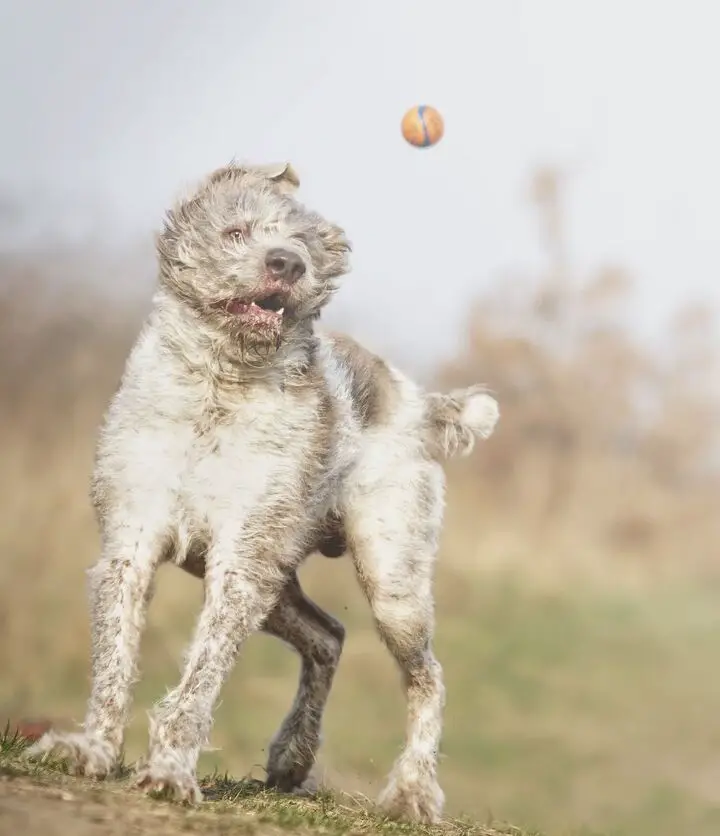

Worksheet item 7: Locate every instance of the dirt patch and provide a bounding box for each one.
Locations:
[0,773,266,836]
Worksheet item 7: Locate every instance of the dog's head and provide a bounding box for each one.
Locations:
[157,162,351,355]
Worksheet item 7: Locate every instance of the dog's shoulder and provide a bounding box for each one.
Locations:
[318,331,406,430]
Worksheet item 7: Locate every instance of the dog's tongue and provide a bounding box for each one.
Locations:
[225,300,283,325]
[226,299,250,315]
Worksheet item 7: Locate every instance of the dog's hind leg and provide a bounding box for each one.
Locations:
[344,462,447,824]
[262,571,345,793]
[26,521,166,777]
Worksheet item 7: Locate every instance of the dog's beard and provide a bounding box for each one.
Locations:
[216,292,327,366]
[224,318,283,366]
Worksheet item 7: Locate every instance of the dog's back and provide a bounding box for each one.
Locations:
[323,330,499,462]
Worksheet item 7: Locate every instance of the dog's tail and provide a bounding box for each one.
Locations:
[423,385,499,461]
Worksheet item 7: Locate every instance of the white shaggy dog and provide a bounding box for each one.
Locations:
[28,162,499,823]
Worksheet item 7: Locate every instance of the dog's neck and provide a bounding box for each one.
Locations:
[152,289,319,389]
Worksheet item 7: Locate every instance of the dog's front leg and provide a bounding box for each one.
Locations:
[27,525,164,777]
[135,542,285,803]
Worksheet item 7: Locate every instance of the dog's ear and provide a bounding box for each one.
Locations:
[251,162,300,194]
[207,162,300,195]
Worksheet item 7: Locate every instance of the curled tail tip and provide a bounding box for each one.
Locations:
[425,385,500,460]
[458,389,500,440]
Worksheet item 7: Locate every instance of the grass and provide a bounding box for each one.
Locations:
[7,561,720,836]
[0,728,530,836]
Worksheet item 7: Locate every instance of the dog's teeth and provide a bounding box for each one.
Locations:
[250,302,259,308]
[277,308,284,315]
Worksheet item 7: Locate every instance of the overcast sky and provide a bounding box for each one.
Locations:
[1,0,719,370]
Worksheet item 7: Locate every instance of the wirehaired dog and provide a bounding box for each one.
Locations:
[28,162,499,823]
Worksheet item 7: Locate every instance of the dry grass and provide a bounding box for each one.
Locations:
[3,169,720,836]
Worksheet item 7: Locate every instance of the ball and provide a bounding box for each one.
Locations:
[401,105,444,148]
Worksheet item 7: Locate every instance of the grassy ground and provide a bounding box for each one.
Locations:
[6,552,720,836]
[0,731,527,836]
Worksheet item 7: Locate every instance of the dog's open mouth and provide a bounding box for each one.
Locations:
[220,293,287,327]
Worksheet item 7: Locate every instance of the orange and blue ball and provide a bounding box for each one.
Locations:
[401,105,444,148]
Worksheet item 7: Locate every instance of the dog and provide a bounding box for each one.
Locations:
[27,162,499,823]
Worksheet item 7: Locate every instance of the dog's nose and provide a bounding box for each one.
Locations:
[265,248,306,283]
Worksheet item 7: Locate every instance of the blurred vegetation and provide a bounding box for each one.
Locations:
[2,170,720,836]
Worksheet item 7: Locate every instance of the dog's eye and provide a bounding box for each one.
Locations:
[225,225,251,243]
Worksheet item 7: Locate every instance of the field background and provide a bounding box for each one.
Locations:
[3,170,720,836]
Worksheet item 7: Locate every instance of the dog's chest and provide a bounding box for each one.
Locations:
[176,384,321,521]
[98,335,355,550]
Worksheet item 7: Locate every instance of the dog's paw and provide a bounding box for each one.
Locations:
[24,731,119,779]
[135,749,203,805]
[265,729,320,794]
[377,772,445,824]
[266,769,319,797]
[265,756,315,795]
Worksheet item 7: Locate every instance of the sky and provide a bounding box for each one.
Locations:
[1,0,719,372]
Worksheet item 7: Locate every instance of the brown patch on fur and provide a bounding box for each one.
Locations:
[328,333,399,429]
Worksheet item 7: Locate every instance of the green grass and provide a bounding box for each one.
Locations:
[6,560,720,836]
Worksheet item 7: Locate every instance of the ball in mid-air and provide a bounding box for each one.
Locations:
[401,105,444,148]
